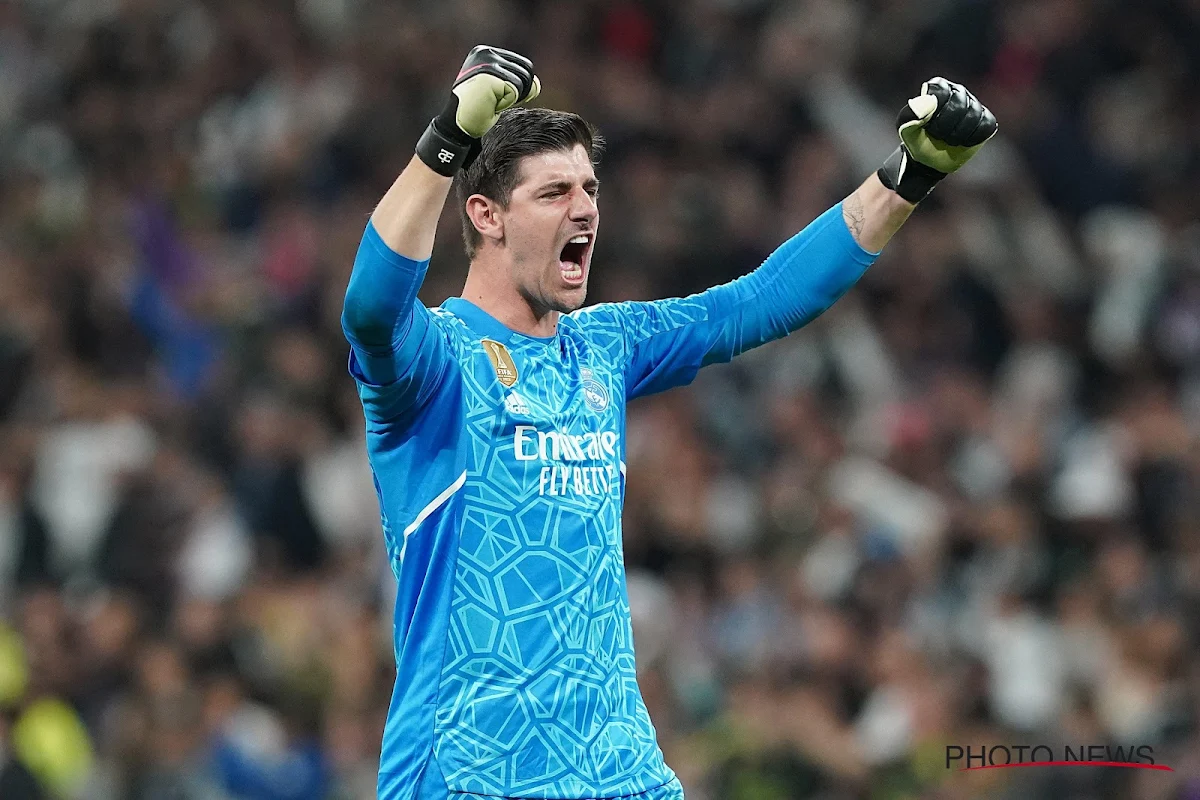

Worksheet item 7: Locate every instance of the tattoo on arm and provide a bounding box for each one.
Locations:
[839,174,915,252]
[843,193,866,240]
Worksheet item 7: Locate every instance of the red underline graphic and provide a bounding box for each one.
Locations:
[958,761,1174,772]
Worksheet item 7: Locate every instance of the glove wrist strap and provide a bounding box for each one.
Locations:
[877,146,946,204]
[416,97,481,177]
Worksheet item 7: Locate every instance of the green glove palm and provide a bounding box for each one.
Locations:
[450,47,542,138]
[416,45,541,176]
[879,77,998,203]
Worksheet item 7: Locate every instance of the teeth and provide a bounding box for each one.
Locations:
[569,235,590,244]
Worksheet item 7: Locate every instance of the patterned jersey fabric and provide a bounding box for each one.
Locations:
[342,205,876,799]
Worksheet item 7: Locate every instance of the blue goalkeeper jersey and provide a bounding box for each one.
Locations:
[341,203,877,800]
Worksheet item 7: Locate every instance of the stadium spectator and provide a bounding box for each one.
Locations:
[2,0,1200,797]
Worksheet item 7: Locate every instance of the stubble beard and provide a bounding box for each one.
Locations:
[518,272,586,319]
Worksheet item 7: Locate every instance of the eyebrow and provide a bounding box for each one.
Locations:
[538,178,601,193]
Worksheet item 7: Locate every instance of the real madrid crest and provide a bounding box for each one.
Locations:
[482,339,518,387]
[580,367,610,413]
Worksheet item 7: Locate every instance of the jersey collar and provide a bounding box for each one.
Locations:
[442,297,558,345]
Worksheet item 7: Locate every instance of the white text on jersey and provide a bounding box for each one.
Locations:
[513,426,619,463]
[538,465,616,496]
[512,425,620,497]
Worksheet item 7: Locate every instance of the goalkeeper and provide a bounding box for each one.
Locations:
[341,45,996,800]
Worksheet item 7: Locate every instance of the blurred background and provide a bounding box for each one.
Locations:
[2,0,1200,798]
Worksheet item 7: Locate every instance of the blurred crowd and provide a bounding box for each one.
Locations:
[3,0,1200,798]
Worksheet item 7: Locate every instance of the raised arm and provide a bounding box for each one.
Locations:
[841,173,915,255]
[370,158,453,264]
[846,75,999,253]
[340,46,539,418]
[608,77,997,400]
[367,43,541,260]
[340,159,451,358]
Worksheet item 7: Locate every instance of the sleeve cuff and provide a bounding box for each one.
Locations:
[833,201,883,260]
[363,221,432,274]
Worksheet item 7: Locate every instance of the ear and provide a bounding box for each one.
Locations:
[465,194,504,245]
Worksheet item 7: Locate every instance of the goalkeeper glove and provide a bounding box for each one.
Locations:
[877,77,998,204]
[416,45,541,177]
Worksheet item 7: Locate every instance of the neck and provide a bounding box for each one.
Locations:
[461,251,559,338]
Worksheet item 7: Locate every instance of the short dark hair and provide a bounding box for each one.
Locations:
[455,107,604,259]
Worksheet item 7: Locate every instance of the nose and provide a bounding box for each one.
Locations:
[569,186,598,224]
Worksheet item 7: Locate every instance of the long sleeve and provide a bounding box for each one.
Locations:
[579,202,879,400]
[341,222,454,420]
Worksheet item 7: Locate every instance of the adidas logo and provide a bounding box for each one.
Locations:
[504,391,530,416]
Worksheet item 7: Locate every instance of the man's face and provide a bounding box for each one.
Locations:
[496,145,599,315]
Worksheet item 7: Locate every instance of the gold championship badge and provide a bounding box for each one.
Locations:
[482,339,518,387]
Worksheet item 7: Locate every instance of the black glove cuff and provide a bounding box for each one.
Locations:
[416,120,475,177]
[415,96,481,176]
[877,146,947,204]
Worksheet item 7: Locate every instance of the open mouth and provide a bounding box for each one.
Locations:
[558,233,592,285]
